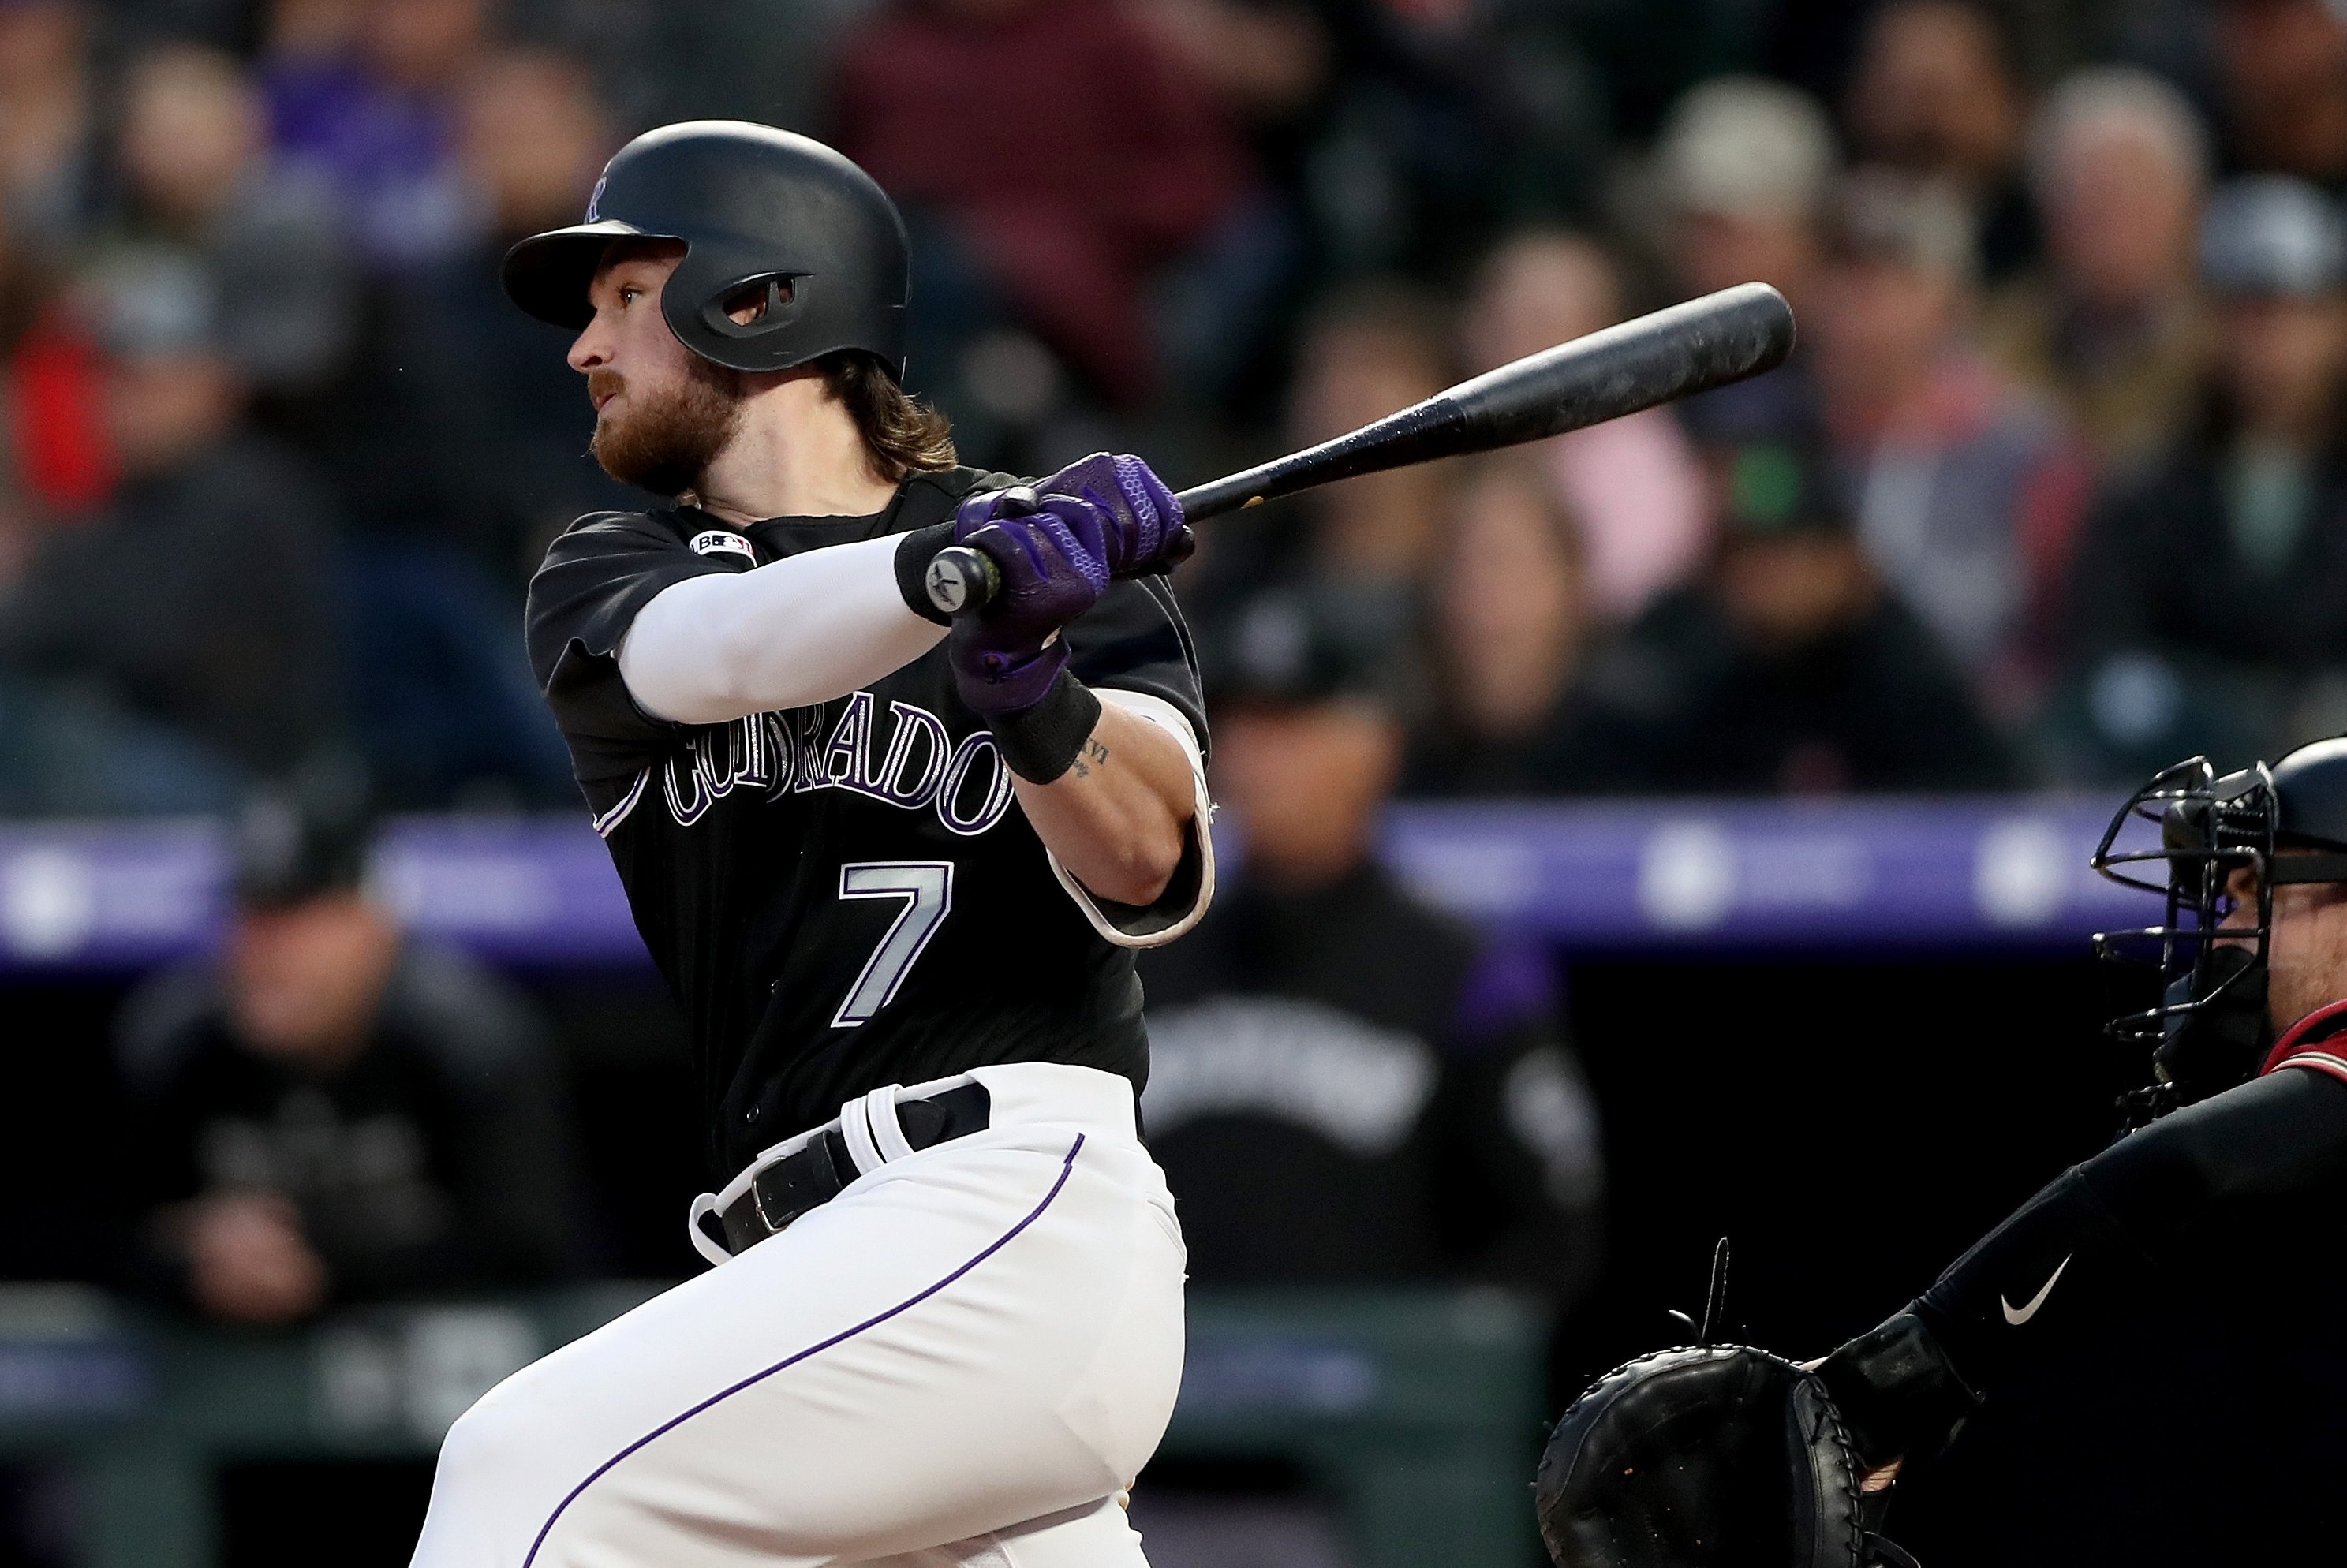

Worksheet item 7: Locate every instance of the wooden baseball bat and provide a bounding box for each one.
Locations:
[921,281,1796,616]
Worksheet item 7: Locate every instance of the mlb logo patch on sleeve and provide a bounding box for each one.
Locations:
[690,530,757,562]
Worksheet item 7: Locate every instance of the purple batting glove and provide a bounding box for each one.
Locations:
[955,454,1191,581]
[946,496,1109,715]
[1040,451,1192,576]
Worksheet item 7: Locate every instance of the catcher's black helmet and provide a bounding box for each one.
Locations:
[500,120,910,378]
[2093,736,2347,1117]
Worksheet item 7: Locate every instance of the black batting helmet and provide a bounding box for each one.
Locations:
[500,120,910,378]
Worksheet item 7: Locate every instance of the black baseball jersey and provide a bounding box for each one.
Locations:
[1821,1029,2347,1563]
[525,466,1207,1177]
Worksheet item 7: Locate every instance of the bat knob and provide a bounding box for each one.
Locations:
[925,544,1000,616]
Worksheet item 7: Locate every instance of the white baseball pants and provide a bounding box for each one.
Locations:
[406,1063,1187,1568]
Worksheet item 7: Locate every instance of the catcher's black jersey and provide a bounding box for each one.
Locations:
[525,466,1207,1176]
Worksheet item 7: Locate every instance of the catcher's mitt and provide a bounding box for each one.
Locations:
[1534,1343,1913,1568]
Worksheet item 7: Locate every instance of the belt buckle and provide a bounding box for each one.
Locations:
[747,1159,792,1238]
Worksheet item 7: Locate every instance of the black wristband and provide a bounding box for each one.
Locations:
[1814,1310,1983,1469]
[988,670,1102,783]
[894,521,959,625]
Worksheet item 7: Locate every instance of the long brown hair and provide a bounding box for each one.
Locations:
[818,351,957,482]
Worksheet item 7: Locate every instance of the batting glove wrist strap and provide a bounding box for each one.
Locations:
[1814,1310,1982,1469]
[986,670,1101,783]
[895,521,959,625]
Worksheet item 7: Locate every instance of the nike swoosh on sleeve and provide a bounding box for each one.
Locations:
[2001,1255,2072,1326]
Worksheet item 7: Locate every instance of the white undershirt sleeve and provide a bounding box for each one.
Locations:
[615,533,947,726]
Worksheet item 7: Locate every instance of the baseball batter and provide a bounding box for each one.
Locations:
[407,121,1213,1568]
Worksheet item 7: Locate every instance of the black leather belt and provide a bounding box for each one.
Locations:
[708,1081,992,1256]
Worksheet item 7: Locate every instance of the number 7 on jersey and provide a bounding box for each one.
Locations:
[831,862,955,1028]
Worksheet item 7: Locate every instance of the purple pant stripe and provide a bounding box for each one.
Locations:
[518,1132,1087,1568]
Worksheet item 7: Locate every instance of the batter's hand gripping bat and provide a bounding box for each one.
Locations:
[921,281,1797,616]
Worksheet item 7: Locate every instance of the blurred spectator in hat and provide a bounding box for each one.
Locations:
[118,782,581,1322]
[107,43,358,400]
[0,245,345,779]
[832,0,1249,409]
[0,0,99,259]
[1461,230,1709,621]
[1589,440,2013,793]
[1405,456,1632,797]
[1141,580,1603,1296]
[2214,0,2347,186]
[1812,169,2090,716]
[1654,75,1836,312]
[0,218,250,814]
[1650,75,1835,443]
[261,0,493,271]
[2056,177,2347,778]
[1841,0,2037,282]
[1982,68,2214,471]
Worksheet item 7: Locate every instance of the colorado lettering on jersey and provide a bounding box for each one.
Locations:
[599,691,1018,839]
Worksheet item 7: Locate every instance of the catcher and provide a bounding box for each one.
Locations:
[1538,735,2347,1567]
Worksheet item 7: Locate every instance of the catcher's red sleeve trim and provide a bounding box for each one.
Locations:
[2261,996,2347,1080]
[2271,1051,2347,1088]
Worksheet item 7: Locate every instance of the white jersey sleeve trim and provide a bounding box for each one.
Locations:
[615,532,947,725]
[1043,688,1216,950]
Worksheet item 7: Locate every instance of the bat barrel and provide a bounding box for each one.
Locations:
[1447,281,1793,444]
[1175,282,1795,522]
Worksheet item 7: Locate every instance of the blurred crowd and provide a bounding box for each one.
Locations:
[6,0,2347,815]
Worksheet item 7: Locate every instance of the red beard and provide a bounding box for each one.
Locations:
[589,357,745,496]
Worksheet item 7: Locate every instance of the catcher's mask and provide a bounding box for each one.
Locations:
[2093,742,2347,1118]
